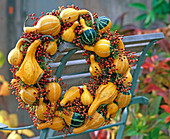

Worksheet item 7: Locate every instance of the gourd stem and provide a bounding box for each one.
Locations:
[72,21,79,29]
[84,45,95,52]
[16,38,24,49]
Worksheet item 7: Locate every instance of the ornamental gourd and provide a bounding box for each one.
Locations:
[44,39,58,55]
[80,18,96,45]
[73,111,105,134]
[24,15,61,36]
[81,85,93,105]
[8,38,23,66]
[35,98,48,120]
[116,91,132,108]
[113,56,129,74]
[60,86,80,106]
[62,21,79,42]
[46,82,62,112]
[15,40,44,85]
[19,87,38,105]
[123,67,132,86]
[95,16,112,32]
[88,82,118,116]
[89,54,102,76]
[84,39,110,57]
[37,117,65,131]
[106,102,119,119]
[55,111,85,127]
[117,38,125,52]
[60,8,88,23]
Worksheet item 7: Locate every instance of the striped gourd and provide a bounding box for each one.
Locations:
[95,16,112,32]
[116,91,132,108]
[80,18,96,45]
[84,39,110,57]
[60,8,88,23]
[24,15,61,36]
[46,82,61,112]
[113,56,129,74]
[73,111,105,134]
[55,111,85,127]
[19,86,38,105]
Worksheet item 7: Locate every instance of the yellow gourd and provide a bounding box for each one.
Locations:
[89,54,102,76]
[16,40,44,85]
[81,85,93,105]
[113,56,129,74]
[106,102,119,119]
[24,15,61,36]
[44,39,58,55]
[46,82,62,112]
[19,86,38,105]
[8,38,23,66]
[60,8,88,23]
[88,82,118,116]
[35,98,48,120]
[60,86,80,106]
[62,21,79,42]
[84,39,110,57]
[123,67,132,86]
[73,111,105,134]
[117,39,125,52]
[116,91,132,108]
[110,112,117,118]
[37,117,65,131]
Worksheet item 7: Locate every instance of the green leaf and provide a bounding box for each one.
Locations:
[150,11,156,22]
[134,104,139,114]
[135,14,147,21]
[144,14,151,28]
[149,96,162,116]
[151,127,161,139]
[129,3,147,11]
[153,0,164,9]
[0,50,5,68]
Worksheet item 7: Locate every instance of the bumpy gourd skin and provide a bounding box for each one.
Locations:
[15,40,44,85]
[8,38,24,66]
[73,111,105,134]
[88,82,118,116]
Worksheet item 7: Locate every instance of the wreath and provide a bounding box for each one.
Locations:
[8,5,138,136]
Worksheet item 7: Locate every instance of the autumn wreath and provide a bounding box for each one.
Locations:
[8,5,138,136]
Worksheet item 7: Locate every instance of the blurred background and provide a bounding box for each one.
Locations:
[0,0,169,138]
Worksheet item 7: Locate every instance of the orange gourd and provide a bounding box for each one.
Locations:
[60,86,80,106]
[44,39,58,55]
[88,82,118,116]
[110,112,117,118]
[19,87,38,105]
[46,82,62,112]
[8,38,23,66]
[24,15,61,36]
[81,85,93,105]
[116,91,132,108]
[117,39,125,52]
[37,117,65,131]
[106,102,119,119]
[73,111,105,134]
[113,56,129,74]
[35,98,48,120]
[123,67,132,86]
[62,21,79,42]
[84,39,110,57]
[15,40,44,85]
[89,54,102,76]
[60,8,88,23]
